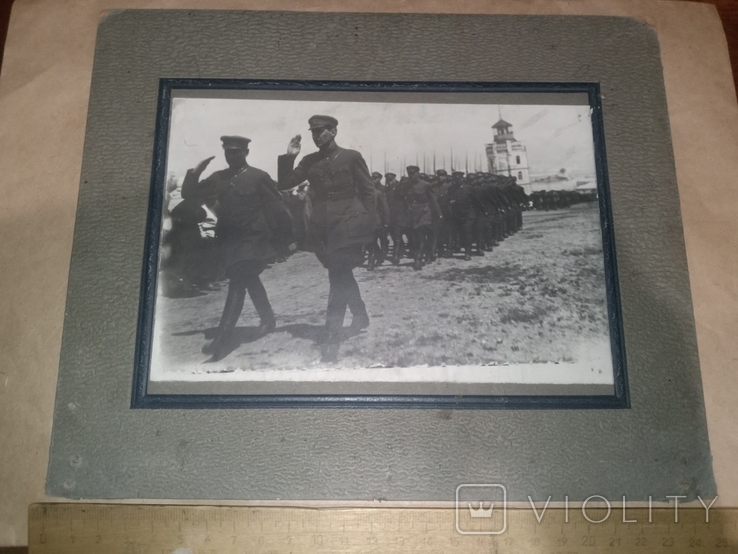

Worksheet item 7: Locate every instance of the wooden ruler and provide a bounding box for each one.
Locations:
[28,503,738,553]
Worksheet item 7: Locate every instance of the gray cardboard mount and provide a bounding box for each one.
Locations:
[47,10,715,501]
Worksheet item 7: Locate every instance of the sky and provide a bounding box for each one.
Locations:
[165,97,597,182]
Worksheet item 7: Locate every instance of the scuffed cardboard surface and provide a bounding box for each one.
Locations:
[0,0,736,547]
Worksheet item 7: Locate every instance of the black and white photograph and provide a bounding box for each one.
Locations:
[140,84,623,401]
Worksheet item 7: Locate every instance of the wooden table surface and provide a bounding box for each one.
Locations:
[711,0,738,91]
[1,0,738,88]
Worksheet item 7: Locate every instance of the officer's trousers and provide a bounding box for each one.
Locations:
[325,267,366,342]
[450,217,474,254]
[213,260,274,348]
[203,260,275,359]
[412,224,433,267]
[315,245,368,343]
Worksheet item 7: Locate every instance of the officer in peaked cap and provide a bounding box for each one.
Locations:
[220,135,252,150]
[181,134,293,361]
[277,115,376,362]
[307,114,339,130]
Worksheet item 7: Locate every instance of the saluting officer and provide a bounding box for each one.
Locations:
[278,115,377,362]
[181,136,293,361]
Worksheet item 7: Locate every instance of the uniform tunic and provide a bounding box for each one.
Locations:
[407,178,441,229]
[448,182,481,221]
[375,187,390,229]
[181,164,291,273]
[387,180,412,229]
[278,144,376,268]
[448,181,482,250]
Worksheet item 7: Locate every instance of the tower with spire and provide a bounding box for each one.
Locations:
[485,110,531,190]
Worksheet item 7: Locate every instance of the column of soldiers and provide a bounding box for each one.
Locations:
[528,189,588,211]
[367,167,528,267]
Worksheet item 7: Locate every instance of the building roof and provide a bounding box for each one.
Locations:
[492,119,513,129]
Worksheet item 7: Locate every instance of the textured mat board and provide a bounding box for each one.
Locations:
[46,10,714,500]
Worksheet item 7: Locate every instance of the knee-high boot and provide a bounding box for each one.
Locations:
[322,269,349,362]
[413,230,426,270]
[345,270,369,331]
[245,275,276,335]
[203,281,246,358]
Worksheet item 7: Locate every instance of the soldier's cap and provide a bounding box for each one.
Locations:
[436,169,448,176]
[385,172,396,178]
[452,171,465,177]
[371,172,383,179]
[220,136,251,150]
[308,115,338,130]
[406,165,420,173]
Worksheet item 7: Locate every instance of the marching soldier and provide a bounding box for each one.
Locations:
[385,172,399,189]
[278,115,376,362]
[447,171,481,261]
[371,171,385,195]
[368,178,390,270]
[181,136,293,361]
[406,165,441,270]
[473,176,492,255]
[370,172,390,261]
[428,169,448,259]
[387,175,413,265]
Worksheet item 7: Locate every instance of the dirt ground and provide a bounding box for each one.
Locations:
[151,202,610,374]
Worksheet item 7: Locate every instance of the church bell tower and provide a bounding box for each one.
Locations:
[485,114,530,188]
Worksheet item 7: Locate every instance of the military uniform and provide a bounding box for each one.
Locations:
[473,181,493,255]
[387,177,413,264]
[367,185,390,270]
[406,166,441,269]
[182,135,292,361]
[448,173,482,260]
[277,115,376,362]
[278,144,376,267]
[183,165,291,271]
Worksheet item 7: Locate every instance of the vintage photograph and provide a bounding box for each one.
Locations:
[144,87,618,397]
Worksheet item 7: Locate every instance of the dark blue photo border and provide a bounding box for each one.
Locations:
[131,79,628,410]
